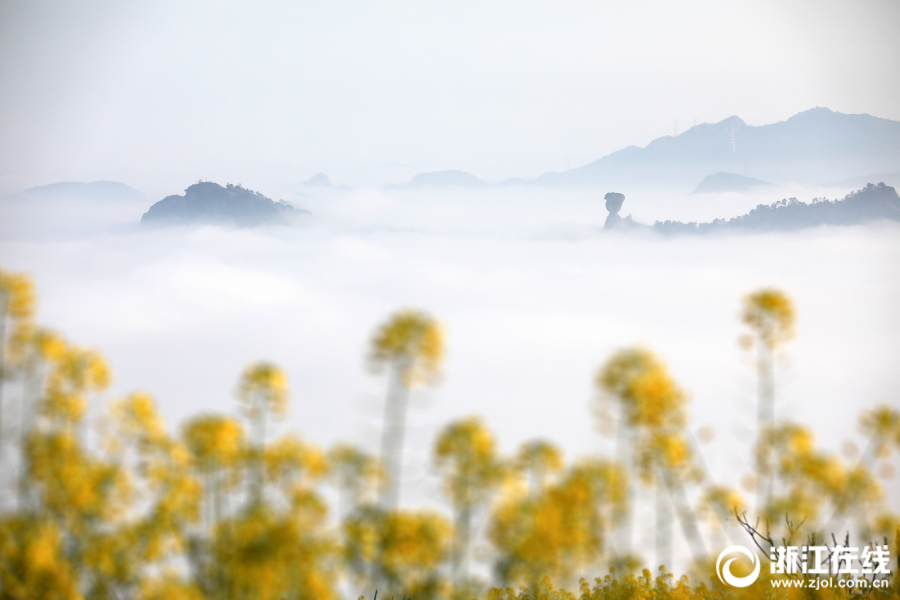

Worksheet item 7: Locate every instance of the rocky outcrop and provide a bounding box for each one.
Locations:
[603,192,641,230]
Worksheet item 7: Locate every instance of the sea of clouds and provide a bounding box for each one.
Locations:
[1,182,898,560]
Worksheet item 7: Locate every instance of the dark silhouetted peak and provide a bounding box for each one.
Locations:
[141,181,308,227]
[692,172,774,194]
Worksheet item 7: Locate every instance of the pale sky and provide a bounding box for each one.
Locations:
[2,0,899,195]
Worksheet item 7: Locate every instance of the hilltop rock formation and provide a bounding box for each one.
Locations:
[604,192,625,229]
[603,192,641,229]
[141,182,307,227]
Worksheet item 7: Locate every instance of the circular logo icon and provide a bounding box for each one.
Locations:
[716,545,761,588]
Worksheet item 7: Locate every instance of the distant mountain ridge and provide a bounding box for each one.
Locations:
[692,172,774,194]
[820,171,900,190]
[20,181,143,200]
[141,182,307,227]
[388,170,488,189]
[300,173,351,190]
[537,108,900,190]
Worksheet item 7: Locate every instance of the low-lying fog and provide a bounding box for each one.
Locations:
[2,182,898,518]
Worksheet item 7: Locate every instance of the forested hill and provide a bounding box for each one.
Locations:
[141,182,307,227]
[654,183,900,234]
[536,108,900,189]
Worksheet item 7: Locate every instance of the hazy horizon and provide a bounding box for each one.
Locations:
[2,0,900,196]
[4,107,900,202]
